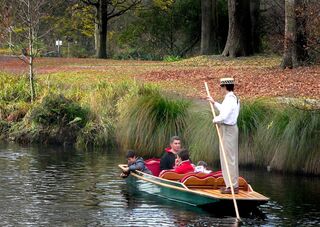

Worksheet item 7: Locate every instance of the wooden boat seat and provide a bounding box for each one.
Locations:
[159,171,186,181]
[182,176,216,189]
[182,176,249,191]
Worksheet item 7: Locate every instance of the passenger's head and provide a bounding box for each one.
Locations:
[177,149,189,161]
[197,161,208,168]
[126,150,136,164]
[170,136,181,153]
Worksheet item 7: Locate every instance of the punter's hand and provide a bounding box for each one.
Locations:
[123,167,129,172]
[206,96,215,104]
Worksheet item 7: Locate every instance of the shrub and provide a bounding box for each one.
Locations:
[163,55,182,62]
[30,94,89,127]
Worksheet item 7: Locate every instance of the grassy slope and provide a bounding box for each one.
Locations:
[1,55,319,100]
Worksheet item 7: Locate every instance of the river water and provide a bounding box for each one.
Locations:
[0,143,319,226]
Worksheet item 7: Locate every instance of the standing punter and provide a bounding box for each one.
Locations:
[207,77,240,194]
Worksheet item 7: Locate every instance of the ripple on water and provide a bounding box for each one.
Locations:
[0,145,320,226]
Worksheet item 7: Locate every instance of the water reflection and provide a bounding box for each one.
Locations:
[0,143,319,226]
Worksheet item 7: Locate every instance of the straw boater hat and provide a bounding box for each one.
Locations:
[220,77,235,86]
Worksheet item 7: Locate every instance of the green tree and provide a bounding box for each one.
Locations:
[78,0,142,59]
[117,0,201,58]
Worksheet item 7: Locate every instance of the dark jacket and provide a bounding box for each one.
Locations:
[160,148,176,171]
[128,157,152,174]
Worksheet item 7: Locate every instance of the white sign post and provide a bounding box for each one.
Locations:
[55,40,62,57]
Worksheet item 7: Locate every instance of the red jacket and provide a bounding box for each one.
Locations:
[174,160,194,174]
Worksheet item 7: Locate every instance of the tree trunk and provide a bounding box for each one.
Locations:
[94,6,100,54]
[28,2,35,103]
[201,0,213,55]
[281,0,308,69]
[222,0,253,57]
[97,0,108,58]
[29,56,35,103]
[250,0,260,53]
[211,0,220,52]
[201,0,219,55]
[295,0,308,63]
[281,0,297,69]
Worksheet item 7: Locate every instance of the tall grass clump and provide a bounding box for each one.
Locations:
[237,99,271,165]
[77,80,138,148]
[254,106,290,166]
[0,72,40,103]
[118,89,190,157]
[257,107,320,175]
[186,99,271,169]
[185,104,220,167]
[280,109,320,174]
[0,73,35,133]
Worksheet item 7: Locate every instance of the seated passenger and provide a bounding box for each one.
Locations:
[194,161,212,174]
[121,150,152,177]
[174,149,194,174]
[160,136,181,171]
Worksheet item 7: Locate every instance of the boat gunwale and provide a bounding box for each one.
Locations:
[118,164,269,202]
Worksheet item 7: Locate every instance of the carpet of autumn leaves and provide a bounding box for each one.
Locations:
[1,55,319,100]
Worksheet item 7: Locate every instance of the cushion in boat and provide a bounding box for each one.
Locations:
[145,158,161,176]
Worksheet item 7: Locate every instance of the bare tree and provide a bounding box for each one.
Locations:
[6,0,54,102]
[79,0,142,58]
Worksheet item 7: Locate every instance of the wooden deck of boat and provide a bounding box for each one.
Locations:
[192,188,268,201]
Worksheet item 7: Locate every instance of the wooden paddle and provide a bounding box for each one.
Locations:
[204,82,241,221]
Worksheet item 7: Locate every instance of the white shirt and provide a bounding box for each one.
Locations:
[213,92,240,125]
[194,166,212,174]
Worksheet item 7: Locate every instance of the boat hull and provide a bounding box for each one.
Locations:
[124,170,268,209]
[126,175,219,206]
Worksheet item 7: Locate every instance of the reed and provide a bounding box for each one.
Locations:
[185,106,220,167]
[256,106,320,174]
[77,80,138,148]
[0,72,40,103]
[118,90,190,157]
[237,99,271,165]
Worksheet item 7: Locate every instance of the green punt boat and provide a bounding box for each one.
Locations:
[119,164,269,210]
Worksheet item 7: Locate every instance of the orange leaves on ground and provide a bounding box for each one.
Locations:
[1,55,319,100]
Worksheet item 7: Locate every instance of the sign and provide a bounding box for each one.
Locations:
[55,40,62,46]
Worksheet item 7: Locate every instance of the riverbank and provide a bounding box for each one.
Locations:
[1,56,320,175]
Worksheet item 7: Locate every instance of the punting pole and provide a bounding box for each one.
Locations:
[204,82,241,221]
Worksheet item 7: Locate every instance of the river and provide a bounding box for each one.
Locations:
[0,143,319,226]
